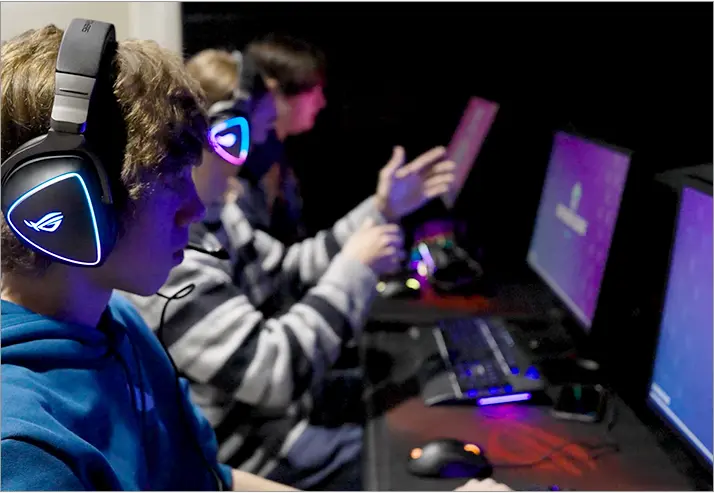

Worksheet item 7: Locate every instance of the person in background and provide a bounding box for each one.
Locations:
[187,34,325,245]
[124,56,460,487]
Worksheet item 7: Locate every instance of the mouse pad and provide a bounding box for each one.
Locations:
[367,397,694,491]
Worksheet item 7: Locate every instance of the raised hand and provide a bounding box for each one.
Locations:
[375,146,456,222]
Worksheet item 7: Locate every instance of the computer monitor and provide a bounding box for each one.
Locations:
[441,97,499,209]
[647,186,713,466]
[526,131,631,330]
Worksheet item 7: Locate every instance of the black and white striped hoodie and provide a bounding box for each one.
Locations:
[122,196,384,476]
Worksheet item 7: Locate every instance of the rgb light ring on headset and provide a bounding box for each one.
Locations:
[6,171,103,266]
[208,116,250,166]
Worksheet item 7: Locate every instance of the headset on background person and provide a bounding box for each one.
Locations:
[206,50,259,167]
[207,50,285,184]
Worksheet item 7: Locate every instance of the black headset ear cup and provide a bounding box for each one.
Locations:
[0,18,123,268]
[11,134,49,157]
[238,52,257,96]
[101,200,118,253]
[1,146,116,267]
[206,95,252,167]
[88,153,118,255]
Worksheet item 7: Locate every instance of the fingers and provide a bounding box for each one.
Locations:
[379,146,406,177]
[356,221,403,248]
[454,478,513,492]
[385,231,404,250]
[374,223,401,235]
[430,159,457,176]
[401,146,447,175]
[376,225,403,245]
[357,220,403,245]
[359,217,376,230]
[422,173,456,198]
[381,246,406,275]
[396,157,456,179]
[375,225,405,259]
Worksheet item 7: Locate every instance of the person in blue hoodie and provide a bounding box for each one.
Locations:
[0,22,299,492]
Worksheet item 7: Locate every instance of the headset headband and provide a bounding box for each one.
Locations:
[205,49,266,167]
[0,19,117,185]
[0,19,121,268]
[233,49,266,103]
[231,50,244,99]
[51,19,116,135]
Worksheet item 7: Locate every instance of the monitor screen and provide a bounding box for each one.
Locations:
[526,132,631,329]
[442,97,499,209]
[648,186,713,465]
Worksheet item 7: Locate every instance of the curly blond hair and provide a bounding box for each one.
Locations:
[1,24,208,276]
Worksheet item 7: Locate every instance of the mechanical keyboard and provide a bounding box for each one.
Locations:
[421,316,546,406]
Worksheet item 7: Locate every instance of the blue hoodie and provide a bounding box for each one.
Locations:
[1,294,233,491]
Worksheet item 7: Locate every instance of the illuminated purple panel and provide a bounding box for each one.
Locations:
[477,393,532,406]
[649,187,713,464]
[527,132,631,330]
[443,97,499,209]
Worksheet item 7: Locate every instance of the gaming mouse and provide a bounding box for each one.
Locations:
[407,438,492,479]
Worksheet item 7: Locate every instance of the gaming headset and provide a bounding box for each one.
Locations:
[206,50,264,167]
[0,19,123,268]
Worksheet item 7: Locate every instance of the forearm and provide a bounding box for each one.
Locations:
[136,252,376,411]
[231,469,299,491]
[280,196,387,286]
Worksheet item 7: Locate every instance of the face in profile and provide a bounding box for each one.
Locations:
[97,165,205,296]
[279,84,326,136]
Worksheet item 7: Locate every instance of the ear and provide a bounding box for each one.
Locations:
[263,77,279,92]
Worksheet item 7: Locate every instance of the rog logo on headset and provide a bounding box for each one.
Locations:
[24,211,65,233]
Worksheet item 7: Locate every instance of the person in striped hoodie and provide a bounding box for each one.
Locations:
[122,68,456,489]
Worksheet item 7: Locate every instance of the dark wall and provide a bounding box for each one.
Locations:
[183,1,712,274]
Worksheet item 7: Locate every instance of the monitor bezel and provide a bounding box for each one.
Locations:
[526,129,634,333]
[644,180,714,471]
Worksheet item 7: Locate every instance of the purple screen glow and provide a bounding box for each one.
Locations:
[527,132,631,329]
[648,187,713,464]
[442,97,499,209]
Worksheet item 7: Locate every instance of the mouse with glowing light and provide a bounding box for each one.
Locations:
[407,438,492,479]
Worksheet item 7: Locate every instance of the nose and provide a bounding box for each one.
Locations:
[176,182,206,227]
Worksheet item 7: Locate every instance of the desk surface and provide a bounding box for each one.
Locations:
[370,283,554,324]
[361,313,702,491]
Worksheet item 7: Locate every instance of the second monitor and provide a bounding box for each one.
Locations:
[527,131,632,331]
[422,131,633,405]
[648,185,713,468]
